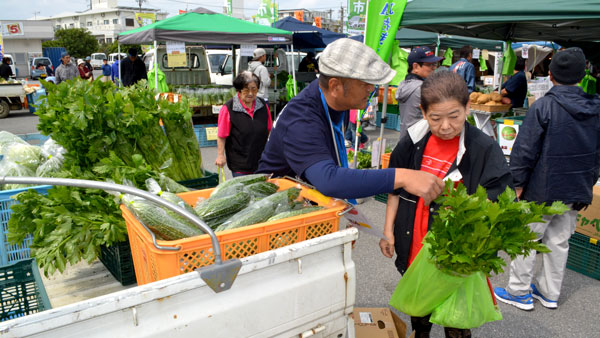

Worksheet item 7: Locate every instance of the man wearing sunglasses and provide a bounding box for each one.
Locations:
[257,39,444,204]
[395,46,445,140]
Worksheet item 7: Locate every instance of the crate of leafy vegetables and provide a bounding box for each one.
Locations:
[389,182,569,329]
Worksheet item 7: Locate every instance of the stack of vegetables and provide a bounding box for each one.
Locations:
[125,174,324,241]
[390,182,569,329]
[8,79,203,276]
[173,86,237,107]
[0,132,66,190]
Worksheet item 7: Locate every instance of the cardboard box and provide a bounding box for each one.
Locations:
[351,307,412,338]
[482,75,494,86]
[576,185,600,240]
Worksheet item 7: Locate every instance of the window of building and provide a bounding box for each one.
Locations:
[104,20,109,25]
[106,38,112,43]
[125,18,134,27]
[113,18,118,24]
[69,23,74,28]
[55,25,61,30]
[87,21,92,27]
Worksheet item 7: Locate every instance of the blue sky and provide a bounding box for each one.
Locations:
[4,0,347,20]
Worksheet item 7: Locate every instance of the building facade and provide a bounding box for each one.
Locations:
[1,20,54,78]
[43,0,166,44]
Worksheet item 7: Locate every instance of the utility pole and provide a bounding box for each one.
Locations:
[340,4,344,33]
[33,11,40,20]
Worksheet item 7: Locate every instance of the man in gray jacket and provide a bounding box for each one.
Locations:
[248,48,271,102]
[395,46,444,139]
[55,52,79,84]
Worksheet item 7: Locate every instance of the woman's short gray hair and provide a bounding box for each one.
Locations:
[233,71,261,91]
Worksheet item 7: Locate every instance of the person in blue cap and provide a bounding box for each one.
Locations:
[257,38,444,203]
[395,46,444,140]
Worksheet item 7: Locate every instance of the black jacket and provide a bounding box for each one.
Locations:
[511,85,600,205]
[120,57,147,86]
[390,122,513,274]
[0,63,13,80]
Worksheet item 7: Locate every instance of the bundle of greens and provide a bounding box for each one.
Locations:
[425,181,569,276]
[347,150,372,169]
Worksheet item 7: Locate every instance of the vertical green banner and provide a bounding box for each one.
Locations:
[257,0,278,26]
[347,0,367,36]
[224,0,233,16]
[364,0,407,61]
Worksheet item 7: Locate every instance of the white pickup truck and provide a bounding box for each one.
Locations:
[0,83,25,118]
[0,177,359,338]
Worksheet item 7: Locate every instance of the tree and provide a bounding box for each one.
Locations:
[44,28,99,59]
[100,41,142,56]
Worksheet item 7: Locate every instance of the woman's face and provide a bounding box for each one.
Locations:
[240,82,259,104]
[422,99,468,140]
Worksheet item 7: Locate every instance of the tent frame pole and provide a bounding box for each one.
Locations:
[118,42,121,87]
[154,40,158,90]
[290,44,297,95]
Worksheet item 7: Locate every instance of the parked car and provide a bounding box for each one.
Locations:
[90,53,107,69]
[108,52,126,65]
[30,57,52,80]
[206,49,231,85]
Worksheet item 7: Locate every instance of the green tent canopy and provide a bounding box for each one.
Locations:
[399,0,600,42]
[118,8,293,45]
[395,28,503,51]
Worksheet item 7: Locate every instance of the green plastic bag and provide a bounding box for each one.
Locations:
[286,75,297,101]
[147,66,169,93]
[502,42,517,76]
[389,242,466,317]
[442,48,453,67]
[430,271,503,329]
[578,69,597,95]
[480,58,488,72]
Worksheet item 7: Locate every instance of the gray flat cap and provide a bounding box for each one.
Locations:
[318,38,396,85]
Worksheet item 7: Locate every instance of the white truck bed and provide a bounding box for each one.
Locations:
[0,228,358,338]
[0,83,25,97]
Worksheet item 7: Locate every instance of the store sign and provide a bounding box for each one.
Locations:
[135,13,156,27]
[347,0,367,36]
[2,22,24,36]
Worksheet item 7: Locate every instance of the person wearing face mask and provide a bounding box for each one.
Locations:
[380,70,513,338]
[257,38,444,204]
[216,71,273,177]
[396,46,445,140]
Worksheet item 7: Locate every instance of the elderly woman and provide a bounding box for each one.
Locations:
[216,71,272,177]
[77,59,92,80]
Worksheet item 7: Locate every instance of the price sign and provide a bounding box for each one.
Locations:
[472,48,481,59]
[205,127,218,141]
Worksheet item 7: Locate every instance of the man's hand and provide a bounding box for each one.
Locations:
[215,154,226,168]
[379,233,395,258]
[394,169,444,206]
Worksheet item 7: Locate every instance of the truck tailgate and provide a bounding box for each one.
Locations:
[0,84,25,97]
[0,228,358,338]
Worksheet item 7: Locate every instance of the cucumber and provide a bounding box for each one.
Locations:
[267,206,324,222]
[244,182,279,197]
[261,188,300,214]
[127,201,204,241]
[210,174,267,198]
[208,183,245,201]
[216,199,277,231]
[196,191,251,223]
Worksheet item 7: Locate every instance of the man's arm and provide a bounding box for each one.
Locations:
[510,103,547,188]
[304,160,442,204]
[466,64,476,93]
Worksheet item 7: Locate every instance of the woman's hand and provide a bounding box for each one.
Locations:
[215,154,226,168]
[379,232,395,258]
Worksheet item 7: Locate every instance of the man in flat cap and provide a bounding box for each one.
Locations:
[257,38,443,203]
[495,47,600,311]
[55,51,79,84]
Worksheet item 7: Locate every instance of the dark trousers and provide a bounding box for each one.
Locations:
[411,315,472,338]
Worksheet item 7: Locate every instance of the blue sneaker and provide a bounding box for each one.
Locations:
[494,287,534,310]
[531,284,558,309]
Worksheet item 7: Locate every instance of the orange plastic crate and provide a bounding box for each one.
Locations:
[381,153,391,169]
[122,178,348,285]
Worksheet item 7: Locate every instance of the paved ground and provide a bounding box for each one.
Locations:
[2,108,600,337]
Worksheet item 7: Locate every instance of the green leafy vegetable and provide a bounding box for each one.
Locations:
[425,181,569,276]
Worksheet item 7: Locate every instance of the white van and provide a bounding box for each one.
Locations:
[108,52,126,65]
[142,46,210,86]
[216,49,306,87]
[90,53,107,69]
